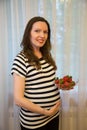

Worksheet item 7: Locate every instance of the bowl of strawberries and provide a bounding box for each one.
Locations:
[55,75,77,90]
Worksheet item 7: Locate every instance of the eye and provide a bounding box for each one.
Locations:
[34,29,40,33]
[44,31,48,34]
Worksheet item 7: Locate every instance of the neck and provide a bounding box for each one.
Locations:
[34,50,42,58]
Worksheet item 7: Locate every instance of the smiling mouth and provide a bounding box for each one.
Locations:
[38,40,45,43]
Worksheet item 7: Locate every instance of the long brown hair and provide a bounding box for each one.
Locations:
[20,16,57,70]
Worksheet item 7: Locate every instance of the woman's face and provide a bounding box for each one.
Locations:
[30,21,48,51]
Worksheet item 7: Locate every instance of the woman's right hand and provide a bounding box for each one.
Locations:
[44,100,61,116]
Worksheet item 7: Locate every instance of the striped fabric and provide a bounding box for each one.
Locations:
[11,53,60,129]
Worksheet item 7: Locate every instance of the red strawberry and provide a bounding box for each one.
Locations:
[63,75,69,82]
[55,75,76,90]
[64,81,70,88]
[60,84,65,89]
[55,77,59,84]
[55,79,59,84]
[68,77,72,82]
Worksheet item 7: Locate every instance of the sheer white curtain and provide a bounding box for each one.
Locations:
[0,0,87,130]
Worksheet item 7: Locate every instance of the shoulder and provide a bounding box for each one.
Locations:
[11,52,28,77]
[14,52,28,64]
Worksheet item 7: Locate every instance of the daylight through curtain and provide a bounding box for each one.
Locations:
[0,0,87,130]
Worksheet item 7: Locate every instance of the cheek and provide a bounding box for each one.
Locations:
[45,36,48,41]
[30,32,37,40]
[46,34,48,39]
[30,34,35,42]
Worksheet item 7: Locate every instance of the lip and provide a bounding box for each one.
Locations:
[37,39,45,43]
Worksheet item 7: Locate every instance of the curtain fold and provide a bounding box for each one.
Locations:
[0,0,87,130]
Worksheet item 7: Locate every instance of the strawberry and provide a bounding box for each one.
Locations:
[55,79,59,84]
[55,75,76,90]
[60,84,65,89]
[68,77,72,82]
[55,77,59,84]
[63,75,69,82]
[59,78,64,84]
[64,81,70,88]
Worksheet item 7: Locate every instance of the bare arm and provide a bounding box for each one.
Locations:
[13,73,61,116]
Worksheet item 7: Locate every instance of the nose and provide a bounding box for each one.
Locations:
[40,31,45,37]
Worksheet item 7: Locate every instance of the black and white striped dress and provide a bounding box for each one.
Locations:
[11,53,61,129]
